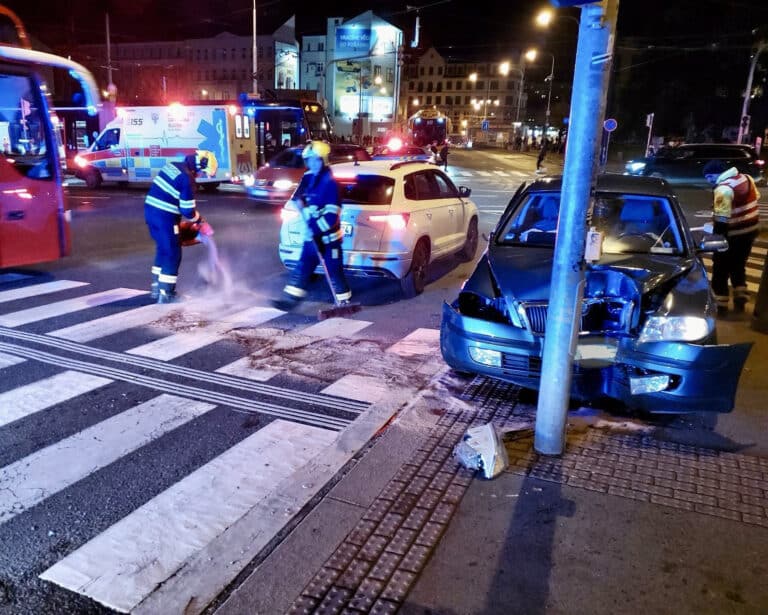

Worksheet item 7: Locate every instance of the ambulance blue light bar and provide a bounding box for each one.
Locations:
[549,0,595,5]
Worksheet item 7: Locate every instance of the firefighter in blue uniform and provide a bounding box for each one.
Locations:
[144,150,215,303]
[272,141,352,310]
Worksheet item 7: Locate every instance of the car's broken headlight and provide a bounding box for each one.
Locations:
[457,292,511,324]
[638,316,712,343]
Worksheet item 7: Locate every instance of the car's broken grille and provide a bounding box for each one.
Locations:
[524,305,548,334]
[502,353,542,376]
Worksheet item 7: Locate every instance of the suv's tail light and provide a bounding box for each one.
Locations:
[755,159,765,167]
[370,213,409,230]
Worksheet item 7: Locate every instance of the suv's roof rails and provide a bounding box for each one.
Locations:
[389,160,428,171]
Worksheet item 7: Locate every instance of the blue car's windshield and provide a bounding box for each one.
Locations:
[498,192,685,256]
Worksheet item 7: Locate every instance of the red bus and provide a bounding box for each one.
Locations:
[0,5,99,268]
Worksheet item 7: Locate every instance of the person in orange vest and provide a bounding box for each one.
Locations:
[703,159,760,316]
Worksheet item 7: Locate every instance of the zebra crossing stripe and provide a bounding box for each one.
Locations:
[0,395,215,524]
[0,327,369,413]
[387,328,441,357]
[0,280,88,305]
[493,170,509,177]
[126,306,284,361]
[0,352,25,369]
[0,371,112,428]
[39,419,338,614]
[215,357,278,382]
[321,374,388,403]
[49,303,175,342]
[477,170,492,177]
[301,317,373,339]
[0,341,350,430]
[0,289,147,328]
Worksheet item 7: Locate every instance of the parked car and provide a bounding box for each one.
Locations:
[624,143,765,186]
[440,174,752,414]
[246,144,371,204]
[278,160,479,297]
[371,140,436,164]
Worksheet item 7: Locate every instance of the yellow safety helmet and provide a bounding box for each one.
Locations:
[196,149,218,177]
[301,140,331,165]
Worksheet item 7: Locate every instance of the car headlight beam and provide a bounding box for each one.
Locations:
[638,316,712,343]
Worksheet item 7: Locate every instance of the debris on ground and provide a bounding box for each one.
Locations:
[454,423,510,479]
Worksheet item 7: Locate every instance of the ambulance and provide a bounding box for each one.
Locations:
[73,103,257,190]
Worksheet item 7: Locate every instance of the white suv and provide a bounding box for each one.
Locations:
[278,160,479,297]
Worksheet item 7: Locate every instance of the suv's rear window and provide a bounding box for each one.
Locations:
[337,175,395,205]
[329,147,371,164]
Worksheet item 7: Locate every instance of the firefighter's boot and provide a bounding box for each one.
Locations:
[150,266,161,300]
[157,281,178,304]
[733,286,749,313]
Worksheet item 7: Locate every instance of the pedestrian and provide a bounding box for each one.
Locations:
[703,159,760,316]
[439,141,449,170]
[536,137,549,173]
[144,150,215,303]
[271,141,352,311]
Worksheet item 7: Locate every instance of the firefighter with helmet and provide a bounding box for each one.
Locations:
[272,140,352,310]
[144,150,216,303]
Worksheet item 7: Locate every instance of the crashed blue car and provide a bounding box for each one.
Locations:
[441,175,752,414]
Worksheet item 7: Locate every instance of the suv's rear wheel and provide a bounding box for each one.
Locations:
[400,240,429,298]
[459,217,479,262]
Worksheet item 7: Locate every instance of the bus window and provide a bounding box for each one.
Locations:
[94,128,120,151]
[0,72,52,180]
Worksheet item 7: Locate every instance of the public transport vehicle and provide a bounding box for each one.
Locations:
[73,103,258,190]
[0,5,99,268]
[407,108,452,147]
[239,96,334,166]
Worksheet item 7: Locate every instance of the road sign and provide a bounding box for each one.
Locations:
[603,118,617,132]
[481,120,489,131]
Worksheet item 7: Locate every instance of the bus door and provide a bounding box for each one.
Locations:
[230,110,255,181]
[0,68,66,267]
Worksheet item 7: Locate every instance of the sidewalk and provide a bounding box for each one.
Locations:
[211,307,768,615]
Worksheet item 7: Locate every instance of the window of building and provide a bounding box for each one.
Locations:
[426,96,432,104]
[445,95,452,105]
[318,42,324,51]
[317,62,324,75]
[409,81,415,91]
[446,81,452,90]
[222,49,227,60]
[464,96,470,105]
[386,67,393,83]
[435,96,441,104]
[505,95,515,105]
[417,82,424,92]
[232,48,236,58]
[476,80,485,90]
[374,65,382,78]
[490,80,499,90]
[507,80,515,90]
[428,66,434,75]
[420,66,425,76]
[436,82,442,92]
[427,82,433,92]
[205,70,210,80]
[242,48,247,59]
[196,49,201,61]
[438,66,443,75]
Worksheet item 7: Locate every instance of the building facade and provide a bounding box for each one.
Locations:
[74,18,299,104]
[300,12,403,140]
[401,47,527,143]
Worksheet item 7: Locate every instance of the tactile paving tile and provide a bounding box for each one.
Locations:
[315,586,353,614]
[379,569,417,603]
[302,567,342,600]
[367,551,402,582]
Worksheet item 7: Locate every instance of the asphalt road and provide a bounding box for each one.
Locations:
[0,148,766,614]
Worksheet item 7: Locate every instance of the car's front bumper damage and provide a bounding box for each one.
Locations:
[440,301,752,413]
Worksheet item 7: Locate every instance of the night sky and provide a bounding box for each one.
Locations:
[5,0,768,138]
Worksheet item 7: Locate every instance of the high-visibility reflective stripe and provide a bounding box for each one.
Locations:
[158,274,177,283]
[179,199,195,211]
[322,231,344,243]
[151,266,162,275]
[334,290,352,302]
[164,164,181,179]
[323,204,341,214]
[154,176,180,200]
[317,218,330,232]
[284,285,307,298]
[145,195,179,214]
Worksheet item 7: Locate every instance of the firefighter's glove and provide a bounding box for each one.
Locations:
[199,221,214,236]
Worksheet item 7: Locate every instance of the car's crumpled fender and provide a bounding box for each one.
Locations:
[613,339,753,413]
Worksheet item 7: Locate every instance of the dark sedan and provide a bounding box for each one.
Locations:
[625,143,765,186]
[441,175,752,414]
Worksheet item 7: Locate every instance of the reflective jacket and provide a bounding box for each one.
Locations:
[144,162,201,222]
[295,166,343,244]
[713,167,760,236]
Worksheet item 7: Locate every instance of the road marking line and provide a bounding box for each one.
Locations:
[0,280,89,305]
[301,317,373,339]
[476,170,492,177]
[387,327,440,356]
[321,374,389,403]
[0,341,351,429]
[0,289,147,328]
[49,303,174,342]
[0,395,214,524]
[126,306,283,360]
[0,371,112,428]
[0,327,369,413]
[0,352,25,369]
[493,170,509,177]
[215,357,278,382]
[39,420,337,614]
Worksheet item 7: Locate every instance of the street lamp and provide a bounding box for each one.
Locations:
[503,48,538,125]
[737,41,768,144]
